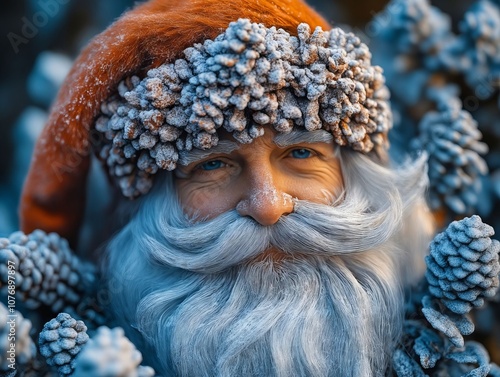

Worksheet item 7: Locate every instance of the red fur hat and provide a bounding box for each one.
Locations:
[20,0,329,246]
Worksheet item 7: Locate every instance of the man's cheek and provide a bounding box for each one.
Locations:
[282,169,343,205]
[177,179,236,220]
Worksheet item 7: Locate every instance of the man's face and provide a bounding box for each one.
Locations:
[174,128,344,226]
[104,127,431,375]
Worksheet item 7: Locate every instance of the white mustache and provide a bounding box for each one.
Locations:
[141,194,403,273]
[134,151,429,273]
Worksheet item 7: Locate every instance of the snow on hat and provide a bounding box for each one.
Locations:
[19,0,389,247]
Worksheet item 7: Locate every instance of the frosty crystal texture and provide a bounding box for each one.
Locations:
[426,215,500,315]
[96,18,392,198]
[374,0,452,58]
[441,0,500,99]
[371,0,493,218]
[393,348,427,376]
[394,215,500,375]
[412,98,488,214]
[413,325,446,368]
[39,313,89,375]
[0,230,97,317]
[397,291,500,375]
[421,294,475,348]
[445,341,492,376]
[72,327,155,377]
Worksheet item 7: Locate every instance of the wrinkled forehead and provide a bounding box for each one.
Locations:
[177,128,334,166]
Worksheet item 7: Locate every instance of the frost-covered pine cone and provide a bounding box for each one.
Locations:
[393,348,427,377]
[372,0,452,58]
[433,341,499,377]
[440,0,500,99]
[426,215,500,314]
[72,327,155,377]
[0,230,98,320]
[412,98,488,214]
[0,302,37,372]
[39,313,89,375]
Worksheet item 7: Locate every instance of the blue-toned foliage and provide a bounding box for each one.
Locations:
[411,92,488,214]
[393,349,429,377]
[371,0,497,218]
[445,342,491,377]
[1,0,500,375]
[395,215,500,376]
[372,0,452,59]
[413,327,444,368]
[439,0,500,100]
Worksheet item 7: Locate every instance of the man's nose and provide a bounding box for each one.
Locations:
[236,170,294,226]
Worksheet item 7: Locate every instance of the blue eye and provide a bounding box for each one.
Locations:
[291,149,312,159]
[200,160,224,171]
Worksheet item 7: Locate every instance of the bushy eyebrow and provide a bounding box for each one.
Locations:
[273,129,333,147]
[178,140,239,166]
[178,129,334,166]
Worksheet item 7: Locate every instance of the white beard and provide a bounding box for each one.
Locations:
[102,152,433,376]
[134,251,402,376]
